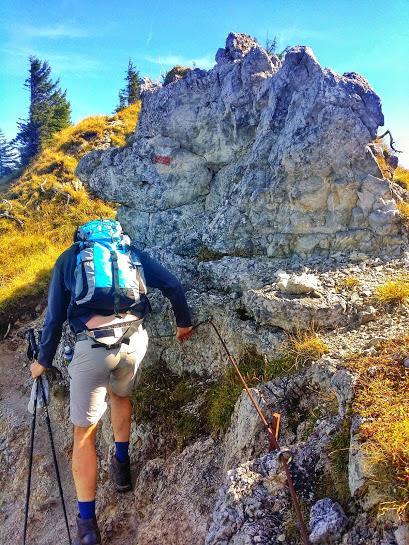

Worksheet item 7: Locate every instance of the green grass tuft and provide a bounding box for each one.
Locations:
[132,359,211,451]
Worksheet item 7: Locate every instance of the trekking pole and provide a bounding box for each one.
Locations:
[24,328,72,545]
[23,378,39,545]
[38,375,72,544]
[191,319,311,545]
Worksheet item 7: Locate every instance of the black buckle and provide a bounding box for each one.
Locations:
[90,337,130,350]
[91,343,120,349]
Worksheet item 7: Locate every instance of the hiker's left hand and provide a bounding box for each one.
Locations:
[30,361,46,379]
[176,326,194,341]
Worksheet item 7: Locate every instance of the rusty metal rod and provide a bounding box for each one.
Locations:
[192,319,311,545]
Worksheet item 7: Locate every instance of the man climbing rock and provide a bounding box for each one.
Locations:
[30,218,193,545]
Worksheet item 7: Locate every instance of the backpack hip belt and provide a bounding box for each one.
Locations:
[76,319,144,349]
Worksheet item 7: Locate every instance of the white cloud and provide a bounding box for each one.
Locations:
[13,23,89,39]
[145,53,215,70]
[2,46,103,75]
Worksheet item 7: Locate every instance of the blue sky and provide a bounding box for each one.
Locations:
[1,0,408,166]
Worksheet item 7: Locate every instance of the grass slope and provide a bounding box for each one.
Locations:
[0,102,141,331]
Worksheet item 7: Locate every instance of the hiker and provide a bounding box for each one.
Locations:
[29,218,193,545]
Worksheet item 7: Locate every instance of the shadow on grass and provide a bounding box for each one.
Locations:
[0,267,53,336]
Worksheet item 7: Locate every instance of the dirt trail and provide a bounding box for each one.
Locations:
[0,332,77,545]
[0,324,220,545]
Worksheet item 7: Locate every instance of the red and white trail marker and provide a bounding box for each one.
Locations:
[153,155,172,165]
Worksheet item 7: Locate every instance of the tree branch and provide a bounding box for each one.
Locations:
[0,211,24,227]
[378,130,402,153]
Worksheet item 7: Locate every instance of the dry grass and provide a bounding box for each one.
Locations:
[372,138,396,180]
[286,330,329,366]
[394,166,409,190]
[375,152,392,179]
[374,276,409,305]
[337,275,360,292]
[0,102,141,329]
[397,201,409,224]
[345,336,409,520]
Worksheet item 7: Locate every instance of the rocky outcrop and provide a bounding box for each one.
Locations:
[2,32,406,545]
[77,32,403,259]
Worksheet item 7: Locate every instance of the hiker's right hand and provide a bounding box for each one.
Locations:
[176,326,194,341]
[30,361,46,379]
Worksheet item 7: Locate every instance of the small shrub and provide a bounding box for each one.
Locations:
[163,65,191,86]
[313,419,351,509]
[298,390,339,441]
[329,419,351,475]
[207,377,243,433]
[207,349,294,433]
[133,359,210,451]
[374,276,409,305]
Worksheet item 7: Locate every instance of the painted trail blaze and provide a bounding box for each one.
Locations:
[154,155,172,165]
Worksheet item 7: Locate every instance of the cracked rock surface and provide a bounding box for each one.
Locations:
[76,33,403,259]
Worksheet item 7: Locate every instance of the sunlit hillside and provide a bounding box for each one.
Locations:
[0,102,141,332]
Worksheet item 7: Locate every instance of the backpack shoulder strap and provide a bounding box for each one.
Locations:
[129,245,147,295]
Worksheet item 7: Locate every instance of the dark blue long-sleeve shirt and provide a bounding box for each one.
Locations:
[37,244,192,368]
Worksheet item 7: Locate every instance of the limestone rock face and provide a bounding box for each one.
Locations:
[242,284,349,331]
[309,498,348,543]
[76,32,402,259]
[205,452,288,545]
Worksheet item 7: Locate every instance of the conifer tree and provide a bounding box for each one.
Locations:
[15,56,71,165]
[0,130,19,176]
[264,33,290,60]
[115,59,140,112]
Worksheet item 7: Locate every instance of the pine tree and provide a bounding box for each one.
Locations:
[264,34,290,61]
[0,130,19,176]
[15,56,71,165]
[264,34,278,56]
[115,59,140,112]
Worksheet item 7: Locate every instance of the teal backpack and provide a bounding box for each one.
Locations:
[73,219,148,317]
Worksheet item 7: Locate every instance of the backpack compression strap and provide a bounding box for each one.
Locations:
[110,250,121,317]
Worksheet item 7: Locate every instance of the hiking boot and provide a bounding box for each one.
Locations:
[110,454,132,492]
[73,514,101,545]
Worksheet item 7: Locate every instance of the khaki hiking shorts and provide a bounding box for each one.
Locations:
[67,324,148,427]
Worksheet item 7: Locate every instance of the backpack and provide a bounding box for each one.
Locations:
[73,219,148,317]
